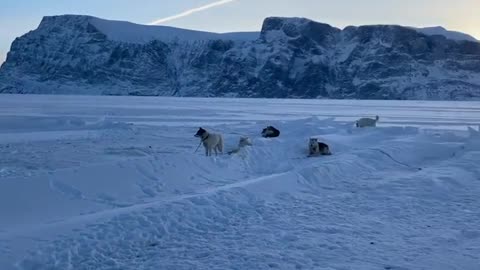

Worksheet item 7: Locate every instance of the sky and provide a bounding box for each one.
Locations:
[1,0,479,63]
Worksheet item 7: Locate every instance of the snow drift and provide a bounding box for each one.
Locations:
[1,95,480,269]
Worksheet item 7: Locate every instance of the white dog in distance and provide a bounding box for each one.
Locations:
[195,127,224,156]
[356,115,379,128]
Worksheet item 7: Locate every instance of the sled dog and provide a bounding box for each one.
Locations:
[261,126,280,138]
[308,138,332,156]
[356,116,379,128]
[228,136,253,155]
[194,127,224,156]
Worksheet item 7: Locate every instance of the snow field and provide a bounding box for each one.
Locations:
[0,95,479,269]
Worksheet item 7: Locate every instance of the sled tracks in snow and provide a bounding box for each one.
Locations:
[1,171,292,239]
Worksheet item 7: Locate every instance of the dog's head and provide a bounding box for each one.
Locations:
[195,127,207,138]
[239,136,252,147]
[261,126,277,137]
[309,138,318,146]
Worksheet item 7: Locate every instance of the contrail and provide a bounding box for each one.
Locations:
[148,0,236,25]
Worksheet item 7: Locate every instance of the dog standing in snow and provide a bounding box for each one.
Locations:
[228,136,253,155]
[308,138,332,156]
[194,127,224,156]
[261,126,280,138]
[356,115,379,128]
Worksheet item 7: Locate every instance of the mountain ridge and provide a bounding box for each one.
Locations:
[1,15,480,100]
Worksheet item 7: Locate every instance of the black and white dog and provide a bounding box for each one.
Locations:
[308,138,332,156]
[261,126,280,138]
[195,127,224,156]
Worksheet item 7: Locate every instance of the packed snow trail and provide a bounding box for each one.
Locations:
[0,95,479,269]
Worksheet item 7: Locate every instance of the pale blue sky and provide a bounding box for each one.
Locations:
[1,0,479,63]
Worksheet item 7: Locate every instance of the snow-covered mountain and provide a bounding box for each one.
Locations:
[1,15,480,100]
[414,26,478,42]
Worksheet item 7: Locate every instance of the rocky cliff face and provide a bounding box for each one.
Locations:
[1,15,480,100]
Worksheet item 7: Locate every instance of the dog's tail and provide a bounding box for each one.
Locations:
[219,135,224,154]
[227,148,239,155]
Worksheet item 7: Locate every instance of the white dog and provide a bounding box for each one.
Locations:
[308,138,332,156]
[228,136,252,155]
[238,136,252,147]
[194,127,224,156]
[356,115,379,128]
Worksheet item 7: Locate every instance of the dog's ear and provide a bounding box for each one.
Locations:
[195,127,205,137]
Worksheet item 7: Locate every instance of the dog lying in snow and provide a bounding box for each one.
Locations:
[228,136,253,155]
[261,126,280,138]
[356,115,379,128]
[238,136,252,148]
[308,138,332,156]
[194,127,224,156]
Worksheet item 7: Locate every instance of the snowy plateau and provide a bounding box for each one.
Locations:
[1,15,480,100]
[0,94,480,269]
